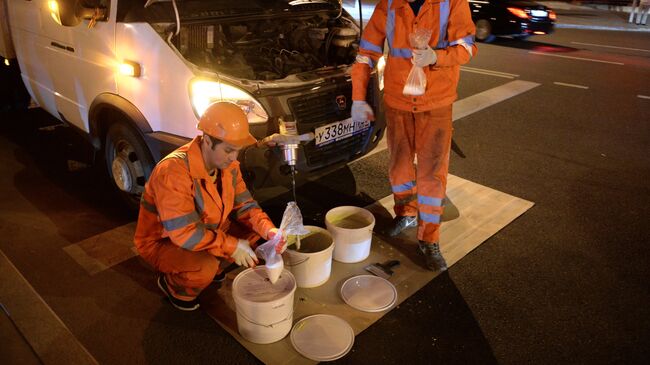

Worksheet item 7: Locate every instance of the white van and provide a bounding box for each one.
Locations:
[0,0,385,209]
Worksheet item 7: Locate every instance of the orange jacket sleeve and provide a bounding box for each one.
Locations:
[151,160,238,257]
[351,0,388,101]
[229,166,275,240]
[434,0,478,67]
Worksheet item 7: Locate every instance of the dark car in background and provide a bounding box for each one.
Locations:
[469,0,556,42]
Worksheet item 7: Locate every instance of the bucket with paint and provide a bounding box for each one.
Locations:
[325,206,376,263]
[284,226,334,288]
[232,267,296,344]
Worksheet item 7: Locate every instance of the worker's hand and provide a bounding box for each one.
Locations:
[268,228,287,254]
[412,46,437,67]
[351,101,375,124]
[232,239,258,267]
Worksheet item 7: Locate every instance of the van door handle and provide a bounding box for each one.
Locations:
[50,42,75,53]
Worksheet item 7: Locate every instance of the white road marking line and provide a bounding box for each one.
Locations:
[460,68,515,79]
[553,82,589,89]
[637,95,650,100]
[529,51,625,65]
[460,65,519,78]
[355,80,541,162]
[571,41,650,53]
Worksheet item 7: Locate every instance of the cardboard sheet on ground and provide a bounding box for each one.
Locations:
[202,175,534,364]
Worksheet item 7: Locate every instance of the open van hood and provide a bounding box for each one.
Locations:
[144,0,338,7]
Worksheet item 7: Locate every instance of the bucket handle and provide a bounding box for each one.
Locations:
[238,310,293,328]
[284,256,309,267]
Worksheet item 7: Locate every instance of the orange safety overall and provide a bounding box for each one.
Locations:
[352,0,477,243]
[134,137,274,301]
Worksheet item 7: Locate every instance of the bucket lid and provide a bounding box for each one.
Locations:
[290,314,354,361]
[340,275,397,312]
[233,267,295,303]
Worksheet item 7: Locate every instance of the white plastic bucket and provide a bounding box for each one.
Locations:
[325,206,376,263]
[284,226,334,288]
[232,267,296,344]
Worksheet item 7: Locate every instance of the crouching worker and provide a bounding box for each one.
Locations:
[134,102,283,311]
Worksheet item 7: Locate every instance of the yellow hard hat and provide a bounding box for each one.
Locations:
[197,102,257,147]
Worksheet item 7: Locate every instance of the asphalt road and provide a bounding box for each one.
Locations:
[1,28,649,364]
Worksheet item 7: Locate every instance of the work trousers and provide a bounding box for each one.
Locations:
[139,222,261,301]
[385,103,453,243]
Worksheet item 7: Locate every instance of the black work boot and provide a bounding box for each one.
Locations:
[417,241,448,272]
[386,216,417,237]
[157,275,200,311]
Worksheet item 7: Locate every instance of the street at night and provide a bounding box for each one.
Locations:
[1,1,649,364]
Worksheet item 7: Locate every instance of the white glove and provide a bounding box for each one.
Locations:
[412,46,437,67]
[232,239,258,267]
[351,101,375,124]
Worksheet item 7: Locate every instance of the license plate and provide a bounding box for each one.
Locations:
[531,10,548,17]
[314,118,371,147]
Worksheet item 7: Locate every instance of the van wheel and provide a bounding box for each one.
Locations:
[475,20,495,43]
[104,123,154,211]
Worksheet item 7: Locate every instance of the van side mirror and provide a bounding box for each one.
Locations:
[50,0,109,27]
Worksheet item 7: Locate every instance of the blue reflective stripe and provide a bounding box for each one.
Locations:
[235,201,261,218]
[360,39,383,54]
[390,47,412,58]
[449,35,475,46]
[140,196,157,214]
[418,195,443,207]
[161,211,200,231]
[436,0,450,49]
[181,223,206,250]
[386,0,395,50]
[231,168,238,188]
[193,179,204,214]
[392,181,416,193]
[234,190,253,205]
[419,212,441,224]
[205,223,220,230]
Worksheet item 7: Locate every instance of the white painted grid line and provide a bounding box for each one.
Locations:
[354,80,540,162]
[553,82,589,90]
[460,66,519,78]
[460,68,515,79]
[638,95,650,100]
[529,51,625,65]
[571,41,650,53]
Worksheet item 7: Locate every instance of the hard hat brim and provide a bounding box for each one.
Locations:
[223,133,257,147]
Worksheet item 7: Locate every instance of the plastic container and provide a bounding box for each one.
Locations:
[325,206,376,263]
[232,267,296,344]
[284,226,334,288]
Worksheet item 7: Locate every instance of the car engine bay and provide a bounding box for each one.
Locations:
[172,14,359,80]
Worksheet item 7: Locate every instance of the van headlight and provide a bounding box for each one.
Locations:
[377,55,386,91]
[190,79,269,124]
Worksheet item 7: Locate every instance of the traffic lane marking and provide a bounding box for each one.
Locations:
[571,41,650,53]
[355,80,541,162]
[460,65,519,79]
[553,82,589,89]
[529,51,625,65]
[638,95,650,100]
[0,250,99,364]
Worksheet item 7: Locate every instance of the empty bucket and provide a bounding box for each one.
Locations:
[284,226,334,288]
[232,267,296,344]
[325,206,375,263]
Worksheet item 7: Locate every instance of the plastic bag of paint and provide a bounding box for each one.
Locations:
[279,202,310,238]
[254,202,308,283]
[403,28,433,96]
[255,237,284,284]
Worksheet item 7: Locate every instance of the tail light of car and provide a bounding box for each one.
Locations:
[507,7,529,19]
[549,10,557,20]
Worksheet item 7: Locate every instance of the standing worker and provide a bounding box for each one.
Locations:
[134,102,283,311]
[351,0,477,271]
